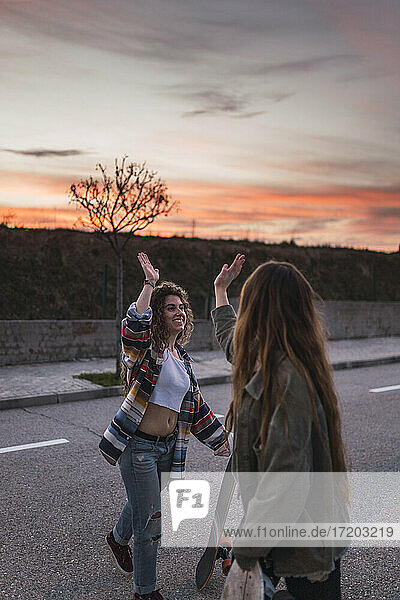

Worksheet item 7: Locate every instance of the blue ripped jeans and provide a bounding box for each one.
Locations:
[113,433,176,595]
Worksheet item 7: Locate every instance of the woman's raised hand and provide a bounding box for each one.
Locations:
[214,254,245,290]
[137,252,159,283]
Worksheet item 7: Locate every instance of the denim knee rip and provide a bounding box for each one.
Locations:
[138,510,162,544]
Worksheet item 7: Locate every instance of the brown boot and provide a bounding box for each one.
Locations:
[133,591,168,599]
[106,530,133,577]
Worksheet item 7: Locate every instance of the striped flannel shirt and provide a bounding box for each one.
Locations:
[99,302,230,478]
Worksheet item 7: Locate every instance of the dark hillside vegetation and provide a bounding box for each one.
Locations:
[1,227,399,319]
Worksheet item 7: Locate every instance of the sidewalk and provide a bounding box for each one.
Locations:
[1,337,399,410]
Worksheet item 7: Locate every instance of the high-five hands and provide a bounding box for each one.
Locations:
[214,254,245,290]
[137,252,159,284]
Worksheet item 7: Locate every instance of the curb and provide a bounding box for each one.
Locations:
[0,385,122,411]
[331,355,400,371]
[1,355,400,411]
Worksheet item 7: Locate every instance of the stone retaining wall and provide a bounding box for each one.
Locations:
[1,301,399,365]
[317,301,400,339]
[229,299,400,340]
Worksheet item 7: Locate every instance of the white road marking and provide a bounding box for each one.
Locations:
[0,438,70,454]
[369,384,400,393]
[214,413,224,418]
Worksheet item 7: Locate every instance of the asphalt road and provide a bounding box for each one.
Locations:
[0,363,399,600]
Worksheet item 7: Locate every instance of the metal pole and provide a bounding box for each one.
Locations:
[309,257,314,284]
[102,264,108,319]
[371,262,376,301]
[204,248,215,319]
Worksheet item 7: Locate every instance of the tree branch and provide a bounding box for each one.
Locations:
[69,156,177,254]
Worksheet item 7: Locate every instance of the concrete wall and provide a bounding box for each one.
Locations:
[0,318,217,366]
[1,301,399,365]
[230,299,400,340]
[0,320,116,366]
[317,301,400,340]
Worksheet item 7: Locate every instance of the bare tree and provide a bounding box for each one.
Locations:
[69,156,176,373]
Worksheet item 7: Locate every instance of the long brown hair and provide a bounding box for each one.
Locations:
[225,260,346,472]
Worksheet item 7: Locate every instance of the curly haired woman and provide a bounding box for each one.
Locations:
[99,253,231,600]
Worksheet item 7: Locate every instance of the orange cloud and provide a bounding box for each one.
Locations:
[1,176,398,251]
[0,206,86,229]
[0,169,74,197]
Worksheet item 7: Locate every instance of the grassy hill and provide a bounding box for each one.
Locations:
[1,226,399,320]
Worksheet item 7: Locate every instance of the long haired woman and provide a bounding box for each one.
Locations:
[212,254,347,600]
[99,253,231,600]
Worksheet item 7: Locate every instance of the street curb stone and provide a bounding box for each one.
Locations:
[332,355,400,370]
[1,356,399,411]
[0,386,123,411]
[0,394,58,411]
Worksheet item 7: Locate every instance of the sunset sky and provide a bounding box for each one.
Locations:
[1,0,399,250]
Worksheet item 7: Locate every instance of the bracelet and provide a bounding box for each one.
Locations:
[144,279,156,289]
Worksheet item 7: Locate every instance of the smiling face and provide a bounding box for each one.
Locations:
[163,294,186,337]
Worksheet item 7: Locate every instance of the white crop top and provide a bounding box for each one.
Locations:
[150,351,191,412]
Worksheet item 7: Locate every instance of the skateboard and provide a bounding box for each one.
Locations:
[195,456,295,599]
[195,456,236,590]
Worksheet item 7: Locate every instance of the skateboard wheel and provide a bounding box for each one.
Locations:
[220,536,232,550]
[222,558,232,576]
[217,547,226,560]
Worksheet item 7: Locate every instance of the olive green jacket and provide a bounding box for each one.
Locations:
[211,304,346,580]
